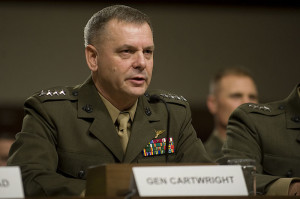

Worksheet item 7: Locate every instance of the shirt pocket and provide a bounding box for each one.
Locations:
[137,153,176,163]
[57,149,115,179]
[263,154,300,177]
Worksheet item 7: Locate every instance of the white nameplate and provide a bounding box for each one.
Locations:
[132,165,247,197]
[0,166,24,198]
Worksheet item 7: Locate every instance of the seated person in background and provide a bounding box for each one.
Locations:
[219,83,300,195]
[8,5,211,196]
[205,67,258,160]
[0,132,15,166]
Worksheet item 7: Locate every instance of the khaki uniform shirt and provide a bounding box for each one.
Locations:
[219,83,300,195]
[99,93,137,139]
[204,129,224,161]
[8,76,212,196]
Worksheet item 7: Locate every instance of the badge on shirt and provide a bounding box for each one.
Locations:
[142,137,174,157]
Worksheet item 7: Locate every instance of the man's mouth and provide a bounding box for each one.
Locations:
[128,76,146,85]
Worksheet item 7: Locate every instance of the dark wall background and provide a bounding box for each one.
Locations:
[1,1,299,141]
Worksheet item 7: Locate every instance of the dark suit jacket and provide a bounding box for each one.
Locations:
[8,77,211,196]
[219,83,300,194]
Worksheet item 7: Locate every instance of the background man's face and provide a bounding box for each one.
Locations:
[213,75,258,129]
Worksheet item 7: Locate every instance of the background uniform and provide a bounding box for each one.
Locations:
[219,83,300,194]
[8,77,211,196]
[204,129,224,161]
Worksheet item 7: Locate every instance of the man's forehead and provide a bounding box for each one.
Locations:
[218,76,257,93]
[101,20,153,42]
[105,19,151,33]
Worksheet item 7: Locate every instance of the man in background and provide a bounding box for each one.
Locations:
[219,83,300,195]
[0,132,15,166]
[205,67,258,160]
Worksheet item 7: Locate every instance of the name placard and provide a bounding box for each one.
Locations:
[0,166,24,198]
[132,165,247,197]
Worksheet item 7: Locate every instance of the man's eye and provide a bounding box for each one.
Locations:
[230,94,242,99]
[144,50,153,54]
[122,50,130,53]
[249,95,258,101]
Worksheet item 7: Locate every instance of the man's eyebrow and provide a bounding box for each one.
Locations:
[249,94,258,98]
[118,44,135,49]
[144,45,155,50]
[229,93,243,96]
[118,44,154,49]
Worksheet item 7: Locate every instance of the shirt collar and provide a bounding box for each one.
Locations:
[98,93,138,123]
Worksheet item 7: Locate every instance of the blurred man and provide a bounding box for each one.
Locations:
[0,132,15,166]
[205,67,258,160]
[219,83,300,195]
[8,5,211,196]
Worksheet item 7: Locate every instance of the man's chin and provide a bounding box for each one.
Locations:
[127,87,147,97]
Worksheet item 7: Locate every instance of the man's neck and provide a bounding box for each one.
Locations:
[215,126,227,142]
[93,78,138,111]
[101,93,137,111]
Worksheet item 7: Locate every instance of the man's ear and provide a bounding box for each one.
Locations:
[207,94,217,115]
[85,45,98,72]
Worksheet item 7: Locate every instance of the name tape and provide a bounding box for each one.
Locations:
[131,165,247,196]
[0,166,24,198]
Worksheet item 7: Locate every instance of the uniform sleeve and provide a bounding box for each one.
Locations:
[7,97,85,196]
[218,107,280,195]
[266,178,293,195]
[174,103,212,163]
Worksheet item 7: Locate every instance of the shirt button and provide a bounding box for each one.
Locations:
[145,107,151,116]
[291,116,300,123]
[82,104,93,113]
[78,170,85,179]
[72,91,78,96]
[286,170,293,177]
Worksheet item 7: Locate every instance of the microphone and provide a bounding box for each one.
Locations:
[149,94,170,163]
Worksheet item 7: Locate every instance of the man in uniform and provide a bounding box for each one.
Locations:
[8,5,211,196]
[219,83,300,195]
[205,67,258,160]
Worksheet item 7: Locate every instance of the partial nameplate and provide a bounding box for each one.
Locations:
[132,165,247,197]
[0,166,24,198]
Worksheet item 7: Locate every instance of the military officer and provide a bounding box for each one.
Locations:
[219,83,300,195]
[8,5,211,196]
[205,67,258,161]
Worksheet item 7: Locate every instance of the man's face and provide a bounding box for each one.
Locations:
[0,139,14,166]
[210,75,258,129]
[92,20,154,101]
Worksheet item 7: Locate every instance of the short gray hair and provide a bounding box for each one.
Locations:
[209,66,256,95]
[84,5,153,47]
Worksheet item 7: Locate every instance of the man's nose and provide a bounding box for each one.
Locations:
[132,51,146,70]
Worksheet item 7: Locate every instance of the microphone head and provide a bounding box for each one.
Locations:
[149,94,161,103]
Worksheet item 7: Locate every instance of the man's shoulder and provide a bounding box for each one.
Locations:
[28,84,81,103]
[144,89,189,107]
[238,100,285,116]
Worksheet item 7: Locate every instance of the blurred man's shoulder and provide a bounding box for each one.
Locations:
[238,100,285,116]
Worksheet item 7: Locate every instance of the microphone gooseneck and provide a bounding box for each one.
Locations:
[149,94,170,163]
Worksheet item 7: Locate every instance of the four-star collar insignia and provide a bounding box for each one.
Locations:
[248,104,271,112]
[39,89,66,97]
[159,93,187,102]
